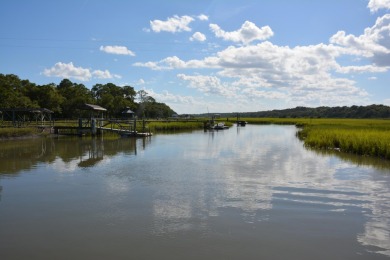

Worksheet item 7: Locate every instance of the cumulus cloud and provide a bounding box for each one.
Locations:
[43,62,92,81]
[138,38,370,106]
[368,0,390,12]
[100,45,135,56]
[137,79,145,85]
[133,55,218,70]
[177,74,239,97]
[330,14,390,66]
[137,13,390,108]
[150,15,194,33]
[93,69,121,79]
[43,62,120,81]
[198,14,209,21]
[147,89,198,104]
[190,32,206,42]
[210,21,274,44]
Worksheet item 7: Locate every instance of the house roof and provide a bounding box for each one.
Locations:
[122,108,134,114]
[0,108,53,113]
[82,104,107,111]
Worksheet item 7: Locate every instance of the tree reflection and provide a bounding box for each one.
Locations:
[0,136,148,174]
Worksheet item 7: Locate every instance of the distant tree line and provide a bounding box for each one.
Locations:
[218,105,390,119]
[0,74,175,119]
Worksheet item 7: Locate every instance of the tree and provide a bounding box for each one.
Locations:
[136,90,155,118]
[0,74,37,108]
[57,79,94,118]
[92,83,137,117]
[35,84,64,114]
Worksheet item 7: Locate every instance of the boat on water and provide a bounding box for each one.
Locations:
[210,122,229,130]
[236,120,247,126]
[120,131,153,137]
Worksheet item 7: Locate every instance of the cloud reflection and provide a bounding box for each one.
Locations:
[150,125,390,256]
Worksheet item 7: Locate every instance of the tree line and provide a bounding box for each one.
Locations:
[0,74,175,118]
[215,105,390,119]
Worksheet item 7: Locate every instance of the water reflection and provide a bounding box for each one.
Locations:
[0,136,150,174]
[0,125,389,258]
[149,125,390,256]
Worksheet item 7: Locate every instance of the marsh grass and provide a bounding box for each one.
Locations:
[0,127,39,139]
[148,121,204,131]
[298,124,390,159]
[239,118,390,159]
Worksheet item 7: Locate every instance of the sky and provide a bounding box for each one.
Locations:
[1,0,390,114]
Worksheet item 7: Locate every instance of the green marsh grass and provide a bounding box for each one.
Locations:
[236,118,390,160]
[148,121,204,131]
[0,127,39,139]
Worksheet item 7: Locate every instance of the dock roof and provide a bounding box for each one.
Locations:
[82,104,107,111]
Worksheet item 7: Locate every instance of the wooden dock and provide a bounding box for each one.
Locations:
[53,118,152,137]
[99,127,152,137]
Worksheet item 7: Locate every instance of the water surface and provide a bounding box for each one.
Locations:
[0,125,389,259]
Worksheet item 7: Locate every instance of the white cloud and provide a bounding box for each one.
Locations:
[198,14,209,21]
[210,21,274,44]
[100,45,135,56]
[133,61,162,70]
[133,55,219,70]
[43,62,120,81]
[134,41,370,104]
[43,62,92,81]
[330,14,390,66]
[92,69,121,79]
[137,14,390,109]
[336,65,388,73]
[137,79,145,85]
[147,89,197,104]
[190,32,206,42]
[241,88,288,100]
[150,15,194,33]
[177,74,238,97]
[368,0,390,12]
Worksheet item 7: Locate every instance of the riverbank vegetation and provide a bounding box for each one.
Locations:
[240,118,390,160]
[147,120,233,132]
[1,118,389,159]
[0,127,40,139]
[209,104,390,119]
[0,74,175,119]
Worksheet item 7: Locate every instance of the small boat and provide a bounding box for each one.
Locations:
[120,131,153,137]
[211,122,229,130]
[236,120,247,126]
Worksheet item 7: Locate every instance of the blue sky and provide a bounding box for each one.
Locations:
[1,0,390,114]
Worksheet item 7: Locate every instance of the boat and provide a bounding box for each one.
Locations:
[236,120,247,126]
[211,122,229,130]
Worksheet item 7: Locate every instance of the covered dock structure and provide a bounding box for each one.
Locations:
[0,107,54,127]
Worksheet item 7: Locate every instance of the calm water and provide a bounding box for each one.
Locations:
[0,125,389,259]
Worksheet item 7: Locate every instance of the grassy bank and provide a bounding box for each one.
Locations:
[147,120,233,132]
[0,127,40,139]
[148,121,204,131]
[238,118,390,160]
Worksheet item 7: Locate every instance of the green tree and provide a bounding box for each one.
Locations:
[57,79,94,118]
[35,84,64,114]
[0,74,37,108]
[92,83,136,117]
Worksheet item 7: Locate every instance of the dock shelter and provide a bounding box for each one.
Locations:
[0,107,53,127]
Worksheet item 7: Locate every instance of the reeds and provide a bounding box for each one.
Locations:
[148,121,204,131]
[0,127,39,138]
[239,117,390,160]
[298,124,390,159]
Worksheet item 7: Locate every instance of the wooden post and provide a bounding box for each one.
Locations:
[78,118,83,136]
[91,118,96,136]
